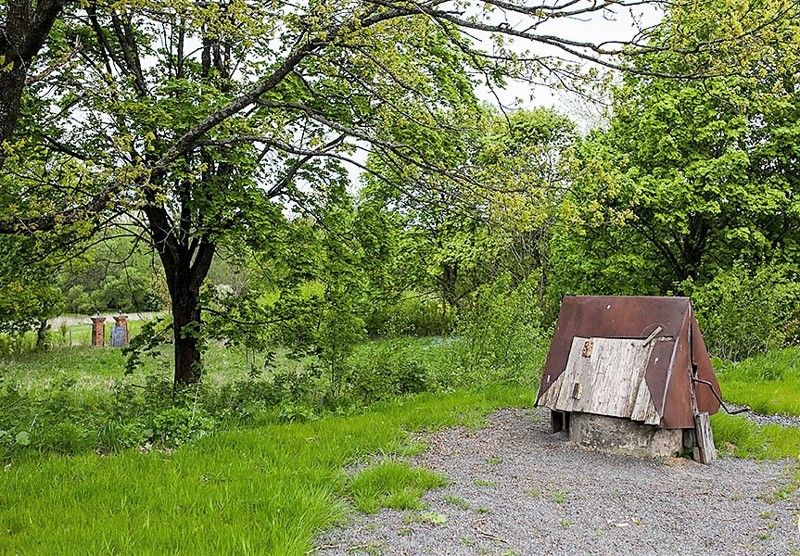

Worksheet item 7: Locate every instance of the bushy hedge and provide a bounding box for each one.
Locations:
[0,376,218,461]
[687,265,800,361]
[0,332,548,463]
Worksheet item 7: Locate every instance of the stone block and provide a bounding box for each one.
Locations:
[568,412,683,458]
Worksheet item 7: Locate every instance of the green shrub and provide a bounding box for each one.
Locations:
[455,273,547,387]
[149,406,216,446]
[0,375,218,461]
[688,265,800,361]
[96,419,147,452]
[0,322,546,461]
[345,340,433,403]
[365,294,454,337]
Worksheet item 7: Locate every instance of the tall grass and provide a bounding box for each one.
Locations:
[711,413,800,459]
[716,347,800,416]
[0,386,533,555]
[0,342,282,392]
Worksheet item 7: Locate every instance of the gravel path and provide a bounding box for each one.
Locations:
[317,408,800,556]
[727,403,800,428]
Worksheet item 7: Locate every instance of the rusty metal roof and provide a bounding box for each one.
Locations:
[536,296,721,429]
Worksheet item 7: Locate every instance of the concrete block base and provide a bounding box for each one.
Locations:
[567,413,683,458]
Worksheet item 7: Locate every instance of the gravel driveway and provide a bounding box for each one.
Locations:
[317,408,800,556]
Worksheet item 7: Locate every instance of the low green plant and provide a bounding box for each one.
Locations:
[551,490,568,504]
[527,488,542,499]
[764,466,800,503]
[404,511,448,525]
[444,494,470,510]
[348,460,447,514]
[711,413,800,459]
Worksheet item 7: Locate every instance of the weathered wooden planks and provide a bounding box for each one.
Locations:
[538,336,661,425]
[694,412,717,464]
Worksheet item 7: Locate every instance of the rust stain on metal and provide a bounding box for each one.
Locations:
[536,296,722,429]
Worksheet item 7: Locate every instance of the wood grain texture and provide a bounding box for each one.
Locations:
[538,336,661,425]
[694,412,717,464]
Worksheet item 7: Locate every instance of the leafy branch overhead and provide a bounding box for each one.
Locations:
[2,0,796,232]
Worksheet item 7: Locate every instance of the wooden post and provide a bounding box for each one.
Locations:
[686,322,716,464]
[694,412,717,464]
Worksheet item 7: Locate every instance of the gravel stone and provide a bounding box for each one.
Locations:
[726,403,800,428]
[317,408,800,556]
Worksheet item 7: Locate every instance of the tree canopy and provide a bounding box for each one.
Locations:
[2,0,799,383]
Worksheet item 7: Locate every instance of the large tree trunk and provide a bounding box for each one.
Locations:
[171,281,203,386]
[162,242,214,388]
[144,200,215,388]
[0,64,26,148]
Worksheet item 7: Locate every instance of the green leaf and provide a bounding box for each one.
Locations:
[15,431,31,446]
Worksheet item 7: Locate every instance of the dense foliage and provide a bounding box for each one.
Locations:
[549,0,800,358]
[1,0,682,386]
[0,0,799,464]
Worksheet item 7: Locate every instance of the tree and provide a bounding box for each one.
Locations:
[1,0,795,386]
[4,2,483,385]
[0,236,63,347]
[362,106,576,316]
[0,0,68,149]
[554,0,800,295]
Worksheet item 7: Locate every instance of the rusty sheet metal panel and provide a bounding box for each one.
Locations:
[644,338,676,419]
[537,296,720,429]
[660,309,694,428]
[691,317,722,415]
[538,296,690,397]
